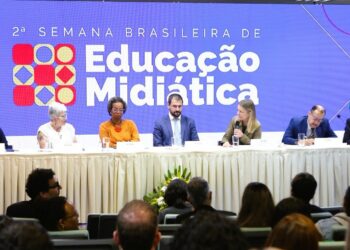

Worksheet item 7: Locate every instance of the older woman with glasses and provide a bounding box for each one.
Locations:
[99,96,140,148]
[37,102,77,149]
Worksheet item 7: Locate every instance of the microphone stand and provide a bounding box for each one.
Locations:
[329,99,350,123]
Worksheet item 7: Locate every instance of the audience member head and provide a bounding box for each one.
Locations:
[170,211,249,250]
[0,215,13,232]
[343,186,350,216]
[164,178,189,208]
[37,196,79,231]
[107,96,127,116]
[0,221,53,250]
[168,93,183,118]
[266,213,322,250]
[307,105,326,129]
[237,182,275,227]
[272,197,309,227]
[25,168,61,200]
[187,177,211,209]
[237,99,258,132]
[114,200,160,250]
[291,172,317,204]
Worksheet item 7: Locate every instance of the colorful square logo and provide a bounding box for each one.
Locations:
[12,43,76,106]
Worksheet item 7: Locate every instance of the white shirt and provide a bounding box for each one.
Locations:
[38,122,76,148]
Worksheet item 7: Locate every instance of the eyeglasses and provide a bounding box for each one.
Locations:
[111,108,125,113]
[48,182,61,189]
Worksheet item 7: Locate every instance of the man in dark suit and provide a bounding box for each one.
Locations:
[282,105,336,145]
[343,118,350,145]
[153,93,199,146]
[6,168,61,218]
[176,177,236,223]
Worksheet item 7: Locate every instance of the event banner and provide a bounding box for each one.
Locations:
[0,1,349,135]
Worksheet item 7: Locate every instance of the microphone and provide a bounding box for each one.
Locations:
[329,99,350,123]
[235,121,240,129]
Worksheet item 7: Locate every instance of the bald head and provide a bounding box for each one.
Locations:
[115,200,159,250]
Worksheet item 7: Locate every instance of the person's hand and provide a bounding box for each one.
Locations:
[234,128,243,138]
[223,142,231,147]
[304,138,315,146]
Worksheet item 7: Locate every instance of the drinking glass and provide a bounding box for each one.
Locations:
[298,133,306,146]
[102,137,110,149]
[232,135,239,146]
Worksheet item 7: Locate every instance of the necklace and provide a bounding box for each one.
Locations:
[112,119,122,133]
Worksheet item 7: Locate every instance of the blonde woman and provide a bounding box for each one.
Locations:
[222,99,261,146]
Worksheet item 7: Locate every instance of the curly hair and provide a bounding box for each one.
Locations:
[107,96,127,115]
[25,169,56,199]
[164,179,188,208]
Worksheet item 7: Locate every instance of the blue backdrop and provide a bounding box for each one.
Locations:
[1,2,349,135]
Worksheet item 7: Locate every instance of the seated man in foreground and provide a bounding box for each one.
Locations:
[282,104,336,145]
[6,168,61,218]
[113,200,161,250]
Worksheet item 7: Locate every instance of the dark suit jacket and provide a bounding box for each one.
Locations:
[282,116,337,145]
[175,205,236,223]
[153,115,199,146]
[343,118,350,144]
[6,200,37,218]
[0,128,10,149]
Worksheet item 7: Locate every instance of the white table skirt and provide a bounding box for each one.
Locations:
[1,145,349,223]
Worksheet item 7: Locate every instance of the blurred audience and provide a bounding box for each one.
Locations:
[113,200,160,250]
[266,213,322,250]
[37,196,79,231]
[170,211,249,250]
[6,168,61,218]
[237,182,275,227]
[37,102,77,149]
[0,220,53,250]
[176,177,236,223]
[158,179,193,224]
[291,172,323,213]
[316,186,350,240]
[99,96,140,148]
[272,197,309,227]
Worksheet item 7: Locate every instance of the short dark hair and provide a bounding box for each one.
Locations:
[164,179,188,208]
[273,197,310,227]
[107,96,127,115]
[117,200,157,250]
[291,172,317,203]
[168,93,183,105]
[0,221,53,250]
[170,211,249,250]
[26,168,56,199]
[187,177,209,209]
[343,186,350,216]
[36,196,67,231]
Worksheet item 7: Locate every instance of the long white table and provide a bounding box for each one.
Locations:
[1,144,349,223]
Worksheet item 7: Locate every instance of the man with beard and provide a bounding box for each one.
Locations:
[153,93,199,146]
[282,104,336,145]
